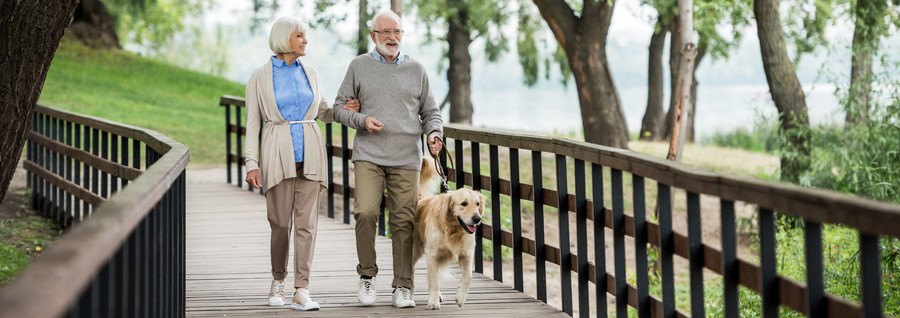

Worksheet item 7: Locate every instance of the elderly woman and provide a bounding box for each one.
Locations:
[244,16,358,311]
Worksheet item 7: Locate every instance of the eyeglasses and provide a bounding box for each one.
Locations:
[372,29,404,37]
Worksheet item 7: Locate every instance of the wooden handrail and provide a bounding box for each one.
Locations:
[0,105,190,318]
[220,95,899,317]
[221,93,900,237]
[441,124,900,238]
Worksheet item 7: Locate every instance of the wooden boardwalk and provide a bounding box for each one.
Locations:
[185,176,567,317]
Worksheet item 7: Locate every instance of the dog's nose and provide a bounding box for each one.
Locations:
[472,215,481,224]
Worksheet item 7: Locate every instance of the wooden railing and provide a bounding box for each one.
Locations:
[220,95,900,317]
[0,105,189,318]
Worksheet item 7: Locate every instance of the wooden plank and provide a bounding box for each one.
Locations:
[22,160,104,206]
[185,182,566,317]
[27,131,142,181]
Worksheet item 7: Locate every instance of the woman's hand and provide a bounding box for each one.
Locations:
[246,169,262,189]
[343,98,360,112]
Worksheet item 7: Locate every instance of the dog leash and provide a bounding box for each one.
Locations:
[424,135,453,193]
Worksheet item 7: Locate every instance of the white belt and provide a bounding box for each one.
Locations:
[266,120,315,125]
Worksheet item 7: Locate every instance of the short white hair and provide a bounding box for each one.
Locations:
[269,17,307,54]
[369,10,402,30]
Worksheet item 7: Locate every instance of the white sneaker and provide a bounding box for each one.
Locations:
[267,279,285,306]
[358,277,377,306]
[291,288,320,311]
[392,286,416,308]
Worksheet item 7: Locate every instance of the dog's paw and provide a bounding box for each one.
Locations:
[438,292,444,303]
[428,293,442,310]
[455,291,468,307]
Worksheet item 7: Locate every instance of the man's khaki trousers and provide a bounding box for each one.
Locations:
[353,161,419,290]
[265,174,320,289]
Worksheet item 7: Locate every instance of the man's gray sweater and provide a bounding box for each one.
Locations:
[332,54,444,171]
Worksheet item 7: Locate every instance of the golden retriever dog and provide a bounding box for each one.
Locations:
[413,156,484,310]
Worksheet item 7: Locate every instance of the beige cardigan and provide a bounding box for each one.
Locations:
[244,58,336,193]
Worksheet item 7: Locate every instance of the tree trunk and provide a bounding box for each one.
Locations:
[68,0,119,49]
[639,20,668,141]
[754,0,811,183]
[357,0,369,55]
[447,5,474,124]
[847,0,886,126]
[664,21,704,143]
[0,0,80,203]
[665,0,697,162]
[391,0,403,17]
[533,0,629,148]
[686,46,706,142]
[662,16,680,141]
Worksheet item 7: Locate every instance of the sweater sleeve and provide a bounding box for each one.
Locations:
[418,67,443,138]
[331,61,368,129]
[313,70,335,123]
[244,72,262,172]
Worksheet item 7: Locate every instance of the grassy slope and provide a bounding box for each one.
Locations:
[39,39,245,166]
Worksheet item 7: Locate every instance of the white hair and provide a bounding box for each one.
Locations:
[369,10,402,30]
[268,17,307,54]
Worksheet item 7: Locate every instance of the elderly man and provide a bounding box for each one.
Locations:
[331,10,444,308]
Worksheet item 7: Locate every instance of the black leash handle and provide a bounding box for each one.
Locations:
[426,136,453,193]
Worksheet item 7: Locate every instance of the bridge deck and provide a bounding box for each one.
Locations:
[185,176,566,317]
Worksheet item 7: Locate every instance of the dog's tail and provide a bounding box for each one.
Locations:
[418,156,441,199]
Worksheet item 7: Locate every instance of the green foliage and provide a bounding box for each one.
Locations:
[249,0,280,32]
[643,0,752,62]
[517,4,542,86]
[107,0,206,51]
[784,0,841,61]
[701,115,779,153]
[703,222,900,317]
[411,0,512,70]
[39,39,245,166]
[800,69,900,203]
[784,0,898,63]
[694,0,753,61]
[514,1,574,87]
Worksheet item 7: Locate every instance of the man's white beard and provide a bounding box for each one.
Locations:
[376,41,399,58]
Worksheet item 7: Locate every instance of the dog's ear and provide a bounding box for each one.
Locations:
[441,193,454,216]
[478,192,485,214]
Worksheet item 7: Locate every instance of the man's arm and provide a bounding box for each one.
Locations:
[418,69,443,138]
[332,62,368,129]
[417,68,444,155]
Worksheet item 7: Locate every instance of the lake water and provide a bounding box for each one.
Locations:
[127,0,896,139]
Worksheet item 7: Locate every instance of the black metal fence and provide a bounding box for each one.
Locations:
[0,105,189,318]
[220,95,900,318]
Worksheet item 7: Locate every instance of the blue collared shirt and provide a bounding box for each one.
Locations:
[271,56,314,163]
[370,49,407,65]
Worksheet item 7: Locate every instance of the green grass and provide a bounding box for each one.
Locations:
[700,119,778,154]
[0,190,61,287]
[38,38,245,166]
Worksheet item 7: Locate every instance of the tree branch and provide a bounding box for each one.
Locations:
[532,0,577,49]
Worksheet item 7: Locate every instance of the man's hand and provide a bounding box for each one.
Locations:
[428,135,443,156]
[343,98,360,112]
[245,169,262,189]
[364,116,384,133]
